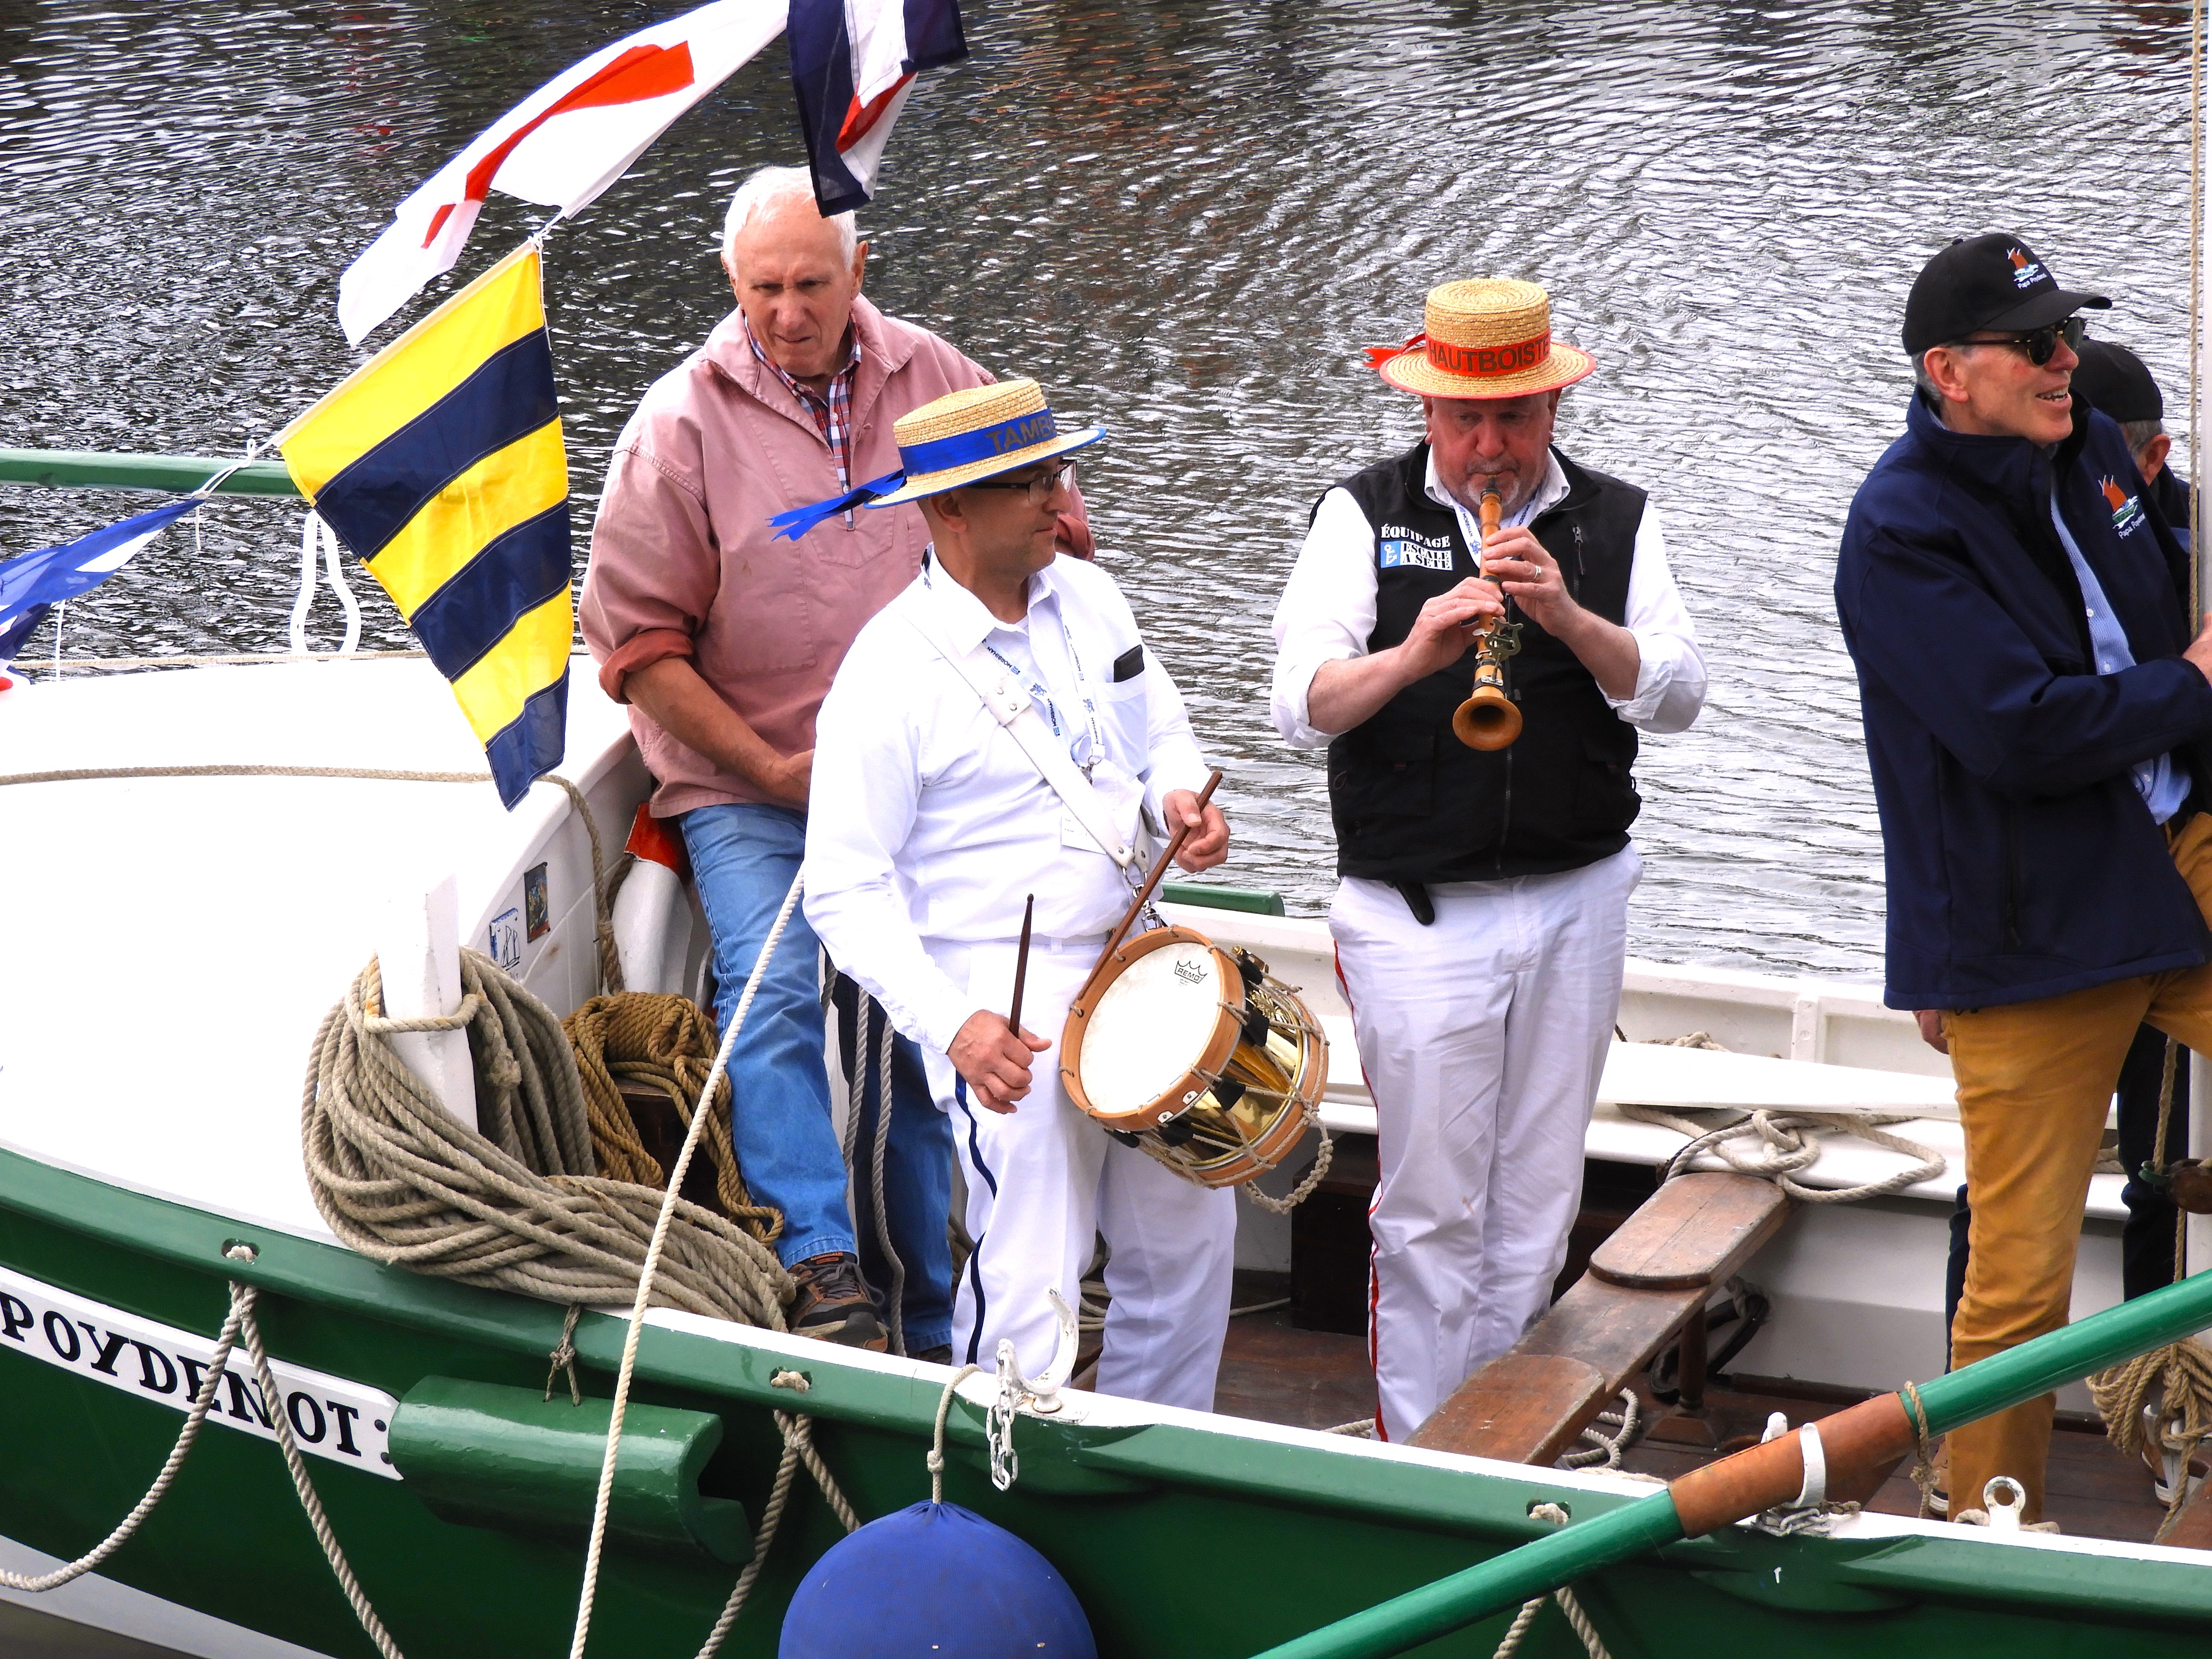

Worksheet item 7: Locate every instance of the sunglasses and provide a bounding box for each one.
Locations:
[1956,315,2086,367]
[966,457,1077,506]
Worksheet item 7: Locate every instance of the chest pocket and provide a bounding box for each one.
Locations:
[1094,669,1150,770]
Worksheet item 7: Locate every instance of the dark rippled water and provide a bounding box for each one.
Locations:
[0,0,2200,979]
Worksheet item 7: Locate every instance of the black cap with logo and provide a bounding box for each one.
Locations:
[2070,338,2163,424]
[1901,233,2110,358]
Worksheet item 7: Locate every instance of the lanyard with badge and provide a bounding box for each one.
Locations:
[982,620,1106,777]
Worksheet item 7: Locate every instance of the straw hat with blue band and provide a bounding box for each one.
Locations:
[768,379,1104,541]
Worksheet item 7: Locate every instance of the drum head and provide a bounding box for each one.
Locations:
[1078,938,1232,1121]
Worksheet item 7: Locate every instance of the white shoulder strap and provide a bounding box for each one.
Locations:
[896,592,1137,870]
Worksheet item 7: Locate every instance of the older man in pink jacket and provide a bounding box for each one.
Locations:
[581,166,1067,1355]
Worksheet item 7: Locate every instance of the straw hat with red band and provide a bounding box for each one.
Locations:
[1365,278,1595,400]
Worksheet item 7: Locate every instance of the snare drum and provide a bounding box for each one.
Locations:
[1059,926,1327,1189]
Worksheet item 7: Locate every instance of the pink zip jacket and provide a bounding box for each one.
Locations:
[579,294,991,816]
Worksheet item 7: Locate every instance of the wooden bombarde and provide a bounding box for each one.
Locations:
[1451,483,1524,751]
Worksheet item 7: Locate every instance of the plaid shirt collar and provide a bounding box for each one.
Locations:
[742,310,864,491]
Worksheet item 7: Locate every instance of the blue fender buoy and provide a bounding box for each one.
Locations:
[779,1501,1096,1658]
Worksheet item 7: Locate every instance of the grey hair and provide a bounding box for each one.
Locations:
[719,165,857,268]
[2121,416,2165,458]
[1912,349,1948,405]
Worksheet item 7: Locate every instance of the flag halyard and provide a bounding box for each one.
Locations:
[281,245,573,809]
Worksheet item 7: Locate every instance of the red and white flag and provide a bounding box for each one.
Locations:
[337,0,786,345]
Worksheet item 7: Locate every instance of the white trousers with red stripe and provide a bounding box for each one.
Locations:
[1330,847,1640,1442]
[921,938,1238,1412]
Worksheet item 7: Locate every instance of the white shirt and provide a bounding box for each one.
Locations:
[1268,450,1708,748]
[805,553,1211,1055]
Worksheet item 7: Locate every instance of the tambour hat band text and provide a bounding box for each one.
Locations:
[770,379,1102,541]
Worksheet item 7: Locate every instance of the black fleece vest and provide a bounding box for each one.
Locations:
[1324,443,1647,882]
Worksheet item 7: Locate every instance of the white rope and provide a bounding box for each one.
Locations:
[567,869,806,1659]
[927,1364,984,1503]
[677,1372,860,1659]
[3,1262,404,1658]
[1557,1389,1642,1471]
[1618,1102,1947,1204]
[232,1268,404,1658]
[1490,1503,1612,1659]
[0,1299,246,1592]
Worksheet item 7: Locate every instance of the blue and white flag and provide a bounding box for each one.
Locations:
[0,499,200,667]
[790,0,966,216]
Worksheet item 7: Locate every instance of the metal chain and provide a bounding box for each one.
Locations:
[989,1342,1025,1491]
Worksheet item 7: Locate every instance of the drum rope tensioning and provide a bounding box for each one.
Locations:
[1058,771,1337,1208]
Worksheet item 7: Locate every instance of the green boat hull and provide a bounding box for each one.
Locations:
[1,1146,2206,1659]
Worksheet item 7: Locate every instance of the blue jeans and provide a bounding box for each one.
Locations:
[832,973,955,1354]
[681,803,853,1269]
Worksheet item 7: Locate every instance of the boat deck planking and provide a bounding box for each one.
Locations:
[1210,1275,2183,1549]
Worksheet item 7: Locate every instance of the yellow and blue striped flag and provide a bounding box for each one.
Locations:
[279,243,572,808]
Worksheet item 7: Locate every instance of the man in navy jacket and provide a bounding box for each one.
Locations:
[1837,233,2212,1525]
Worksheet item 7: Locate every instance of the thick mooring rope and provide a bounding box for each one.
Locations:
[302,948,789,1326]
[565,992,780,1245]
[2088,1339,2212,1538]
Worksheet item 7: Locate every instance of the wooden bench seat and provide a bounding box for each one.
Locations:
[1408,1173,1788,1464]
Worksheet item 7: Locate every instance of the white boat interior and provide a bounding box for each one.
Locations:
[0,656,2171,1418]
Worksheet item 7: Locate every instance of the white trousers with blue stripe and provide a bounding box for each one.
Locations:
[922,937,1237,1412]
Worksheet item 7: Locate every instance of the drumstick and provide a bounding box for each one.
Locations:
[1009,894,1035,1036]
[1098,768,1224,965]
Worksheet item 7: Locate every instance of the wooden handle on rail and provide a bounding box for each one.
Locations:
[1667,1391,1917,1537]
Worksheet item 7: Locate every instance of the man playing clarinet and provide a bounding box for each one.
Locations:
[1269,278,1707,1441]
[801,377,1238,1406]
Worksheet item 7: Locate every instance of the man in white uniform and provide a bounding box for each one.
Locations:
[803,378,1239,1407]
[1269,279,1707,1441]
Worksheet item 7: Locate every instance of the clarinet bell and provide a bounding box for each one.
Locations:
[1452,680,1522,751]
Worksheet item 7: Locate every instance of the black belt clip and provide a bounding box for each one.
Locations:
[1391,880,1436,926]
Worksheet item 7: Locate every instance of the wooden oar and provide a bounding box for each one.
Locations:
[1252,1263,2212,1659]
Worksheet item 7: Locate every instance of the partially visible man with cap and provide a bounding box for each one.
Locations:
[801,378,1238,1405]
[1837,233,2212,1525]
[1267,279,1707,1442]
[2074,336,2194,550]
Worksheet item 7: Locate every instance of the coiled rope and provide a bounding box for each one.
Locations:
[302,948,789,1326]
[565,992,780,1244]
[1618,1033,1947,1203]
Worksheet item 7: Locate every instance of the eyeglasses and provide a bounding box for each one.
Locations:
[1956,316,2086,367]
[966,458,1077,506]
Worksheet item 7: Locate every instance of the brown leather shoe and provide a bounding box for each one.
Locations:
[788,1252,886,1350]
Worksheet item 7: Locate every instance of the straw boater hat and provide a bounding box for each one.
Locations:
[1366,279,1595,400]
[767,378,1102,541]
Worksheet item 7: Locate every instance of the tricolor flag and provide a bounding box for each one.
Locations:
[337,0,786,345]
[0,499,201,684]
[281,244,573,808]
[790,0,967,216]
